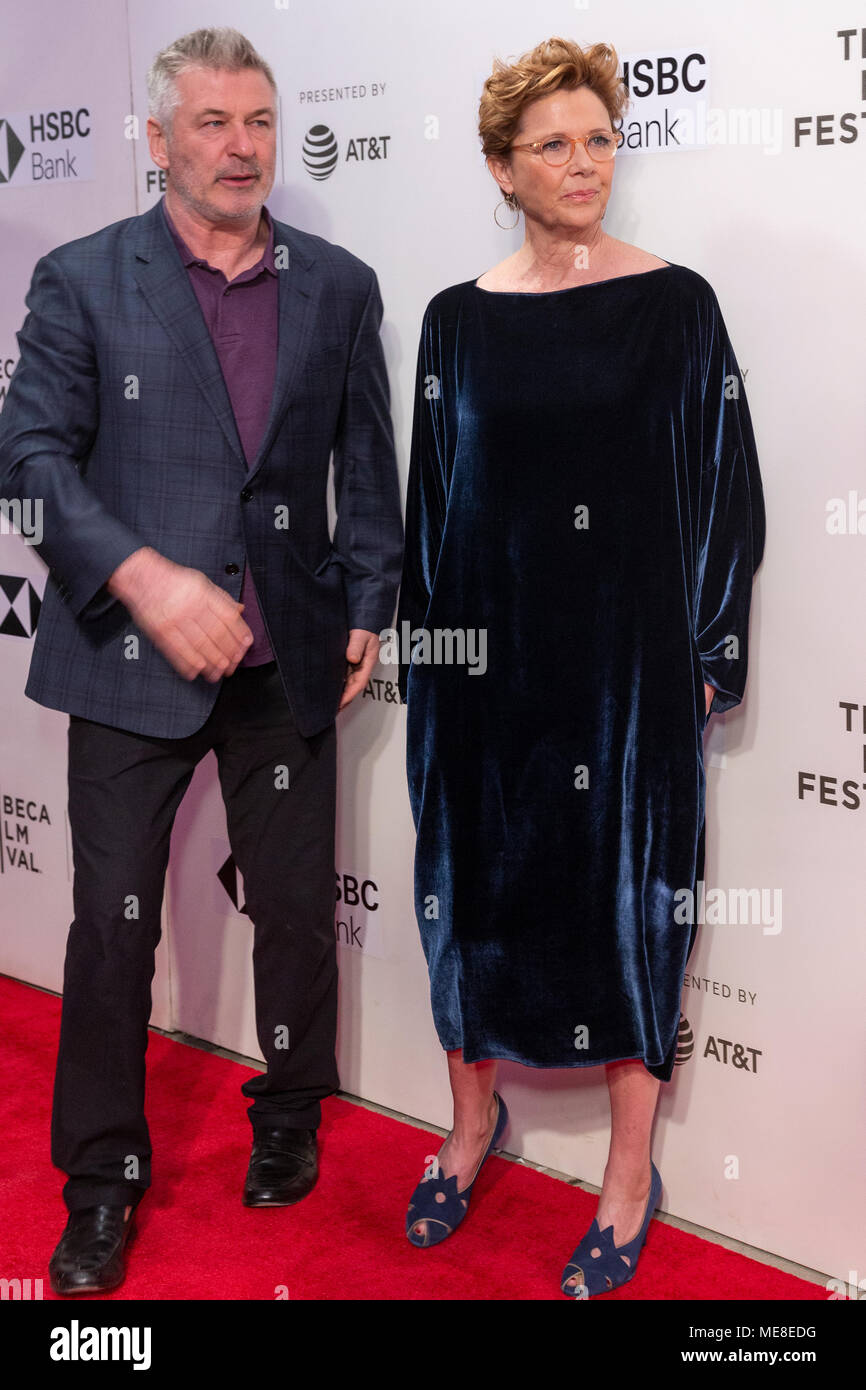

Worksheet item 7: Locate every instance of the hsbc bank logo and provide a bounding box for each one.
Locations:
[217,851,248,914]
[214,853,387,957]
[0,107,93,188]
[0,119,25,183]
[301,124,391,180]
[0,575,40,637]
[335,868,384,956]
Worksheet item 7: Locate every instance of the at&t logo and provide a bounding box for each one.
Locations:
[302,124,390,180]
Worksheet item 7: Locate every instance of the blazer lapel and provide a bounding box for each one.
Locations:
[132,205,323,480]
[247,221,323,481]
[132,203,245,466]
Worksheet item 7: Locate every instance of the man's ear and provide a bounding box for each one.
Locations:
[146,116,169,170]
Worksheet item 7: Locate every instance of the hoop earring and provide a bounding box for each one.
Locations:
[494,194,520,230]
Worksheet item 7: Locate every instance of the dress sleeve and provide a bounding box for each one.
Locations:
[396,300,449,702]
[694,288,766,715]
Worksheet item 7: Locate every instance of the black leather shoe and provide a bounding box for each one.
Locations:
[243,1127,318,1206]
[49,1204,136,1295]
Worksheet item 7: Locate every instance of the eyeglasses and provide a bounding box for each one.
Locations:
[510,130,624,165]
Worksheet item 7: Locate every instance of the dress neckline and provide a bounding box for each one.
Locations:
[472,264,674,296]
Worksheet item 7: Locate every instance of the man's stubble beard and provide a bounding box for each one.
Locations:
[166,148,273,224]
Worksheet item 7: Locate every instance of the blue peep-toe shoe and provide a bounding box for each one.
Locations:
[561,1160,663,1297]
[406,1092,509,1247]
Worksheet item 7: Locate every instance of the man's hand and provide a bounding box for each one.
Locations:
[107,547,254,682]
[339,628,380,710]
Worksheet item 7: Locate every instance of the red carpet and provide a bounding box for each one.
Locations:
[0,973,822,1300]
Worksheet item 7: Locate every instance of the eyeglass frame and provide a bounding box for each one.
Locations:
[509,128,624,165]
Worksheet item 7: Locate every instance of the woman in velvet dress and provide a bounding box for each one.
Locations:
[396,37,765,1297]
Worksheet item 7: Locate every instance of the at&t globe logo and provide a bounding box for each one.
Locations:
[302,124,338,180]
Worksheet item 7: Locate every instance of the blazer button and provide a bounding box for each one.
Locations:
[225,563,240,575]
[240,487,253,502]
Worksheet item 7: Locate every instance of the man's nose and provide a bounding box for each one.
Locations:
[225,122,255,158]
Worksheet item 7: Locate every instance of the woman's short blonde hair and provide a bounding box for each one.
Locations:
[479,35,629,165]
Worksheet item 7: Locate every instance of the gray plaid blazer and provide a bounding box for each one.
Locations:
[0,200,403,738]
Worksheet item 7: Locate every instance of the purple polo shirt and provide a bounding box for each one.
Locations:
[161,196,277,666]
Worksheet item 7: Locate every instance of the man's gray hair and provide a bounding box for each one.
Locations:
[147,27,277,132]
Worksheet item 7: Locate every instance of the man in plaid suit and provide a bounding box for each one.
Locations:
[0,27,403,1294]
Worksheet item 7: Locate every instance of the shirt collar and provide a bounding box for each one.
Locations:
[161,195,277,277]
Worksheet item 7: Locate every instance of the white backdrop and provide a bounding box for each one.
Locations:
[1,0,864,1289]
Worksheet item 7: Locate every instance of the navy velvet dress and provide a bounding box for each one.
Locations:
[395,264,765,1082]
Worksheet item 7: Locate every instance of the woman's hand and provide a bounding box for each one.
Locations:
[704,682,716,718]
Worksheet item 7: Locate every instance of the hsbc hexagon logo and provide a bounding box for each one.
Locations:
[0,119,25,183]
[0,574,41,637]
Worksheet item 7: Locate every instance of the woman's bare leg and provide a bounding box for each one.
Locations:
[409,1049,499,1241]
[564,1058,660,1289]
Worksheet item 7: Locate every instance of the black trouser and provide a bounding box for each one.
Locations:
[52,661,339,1213]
